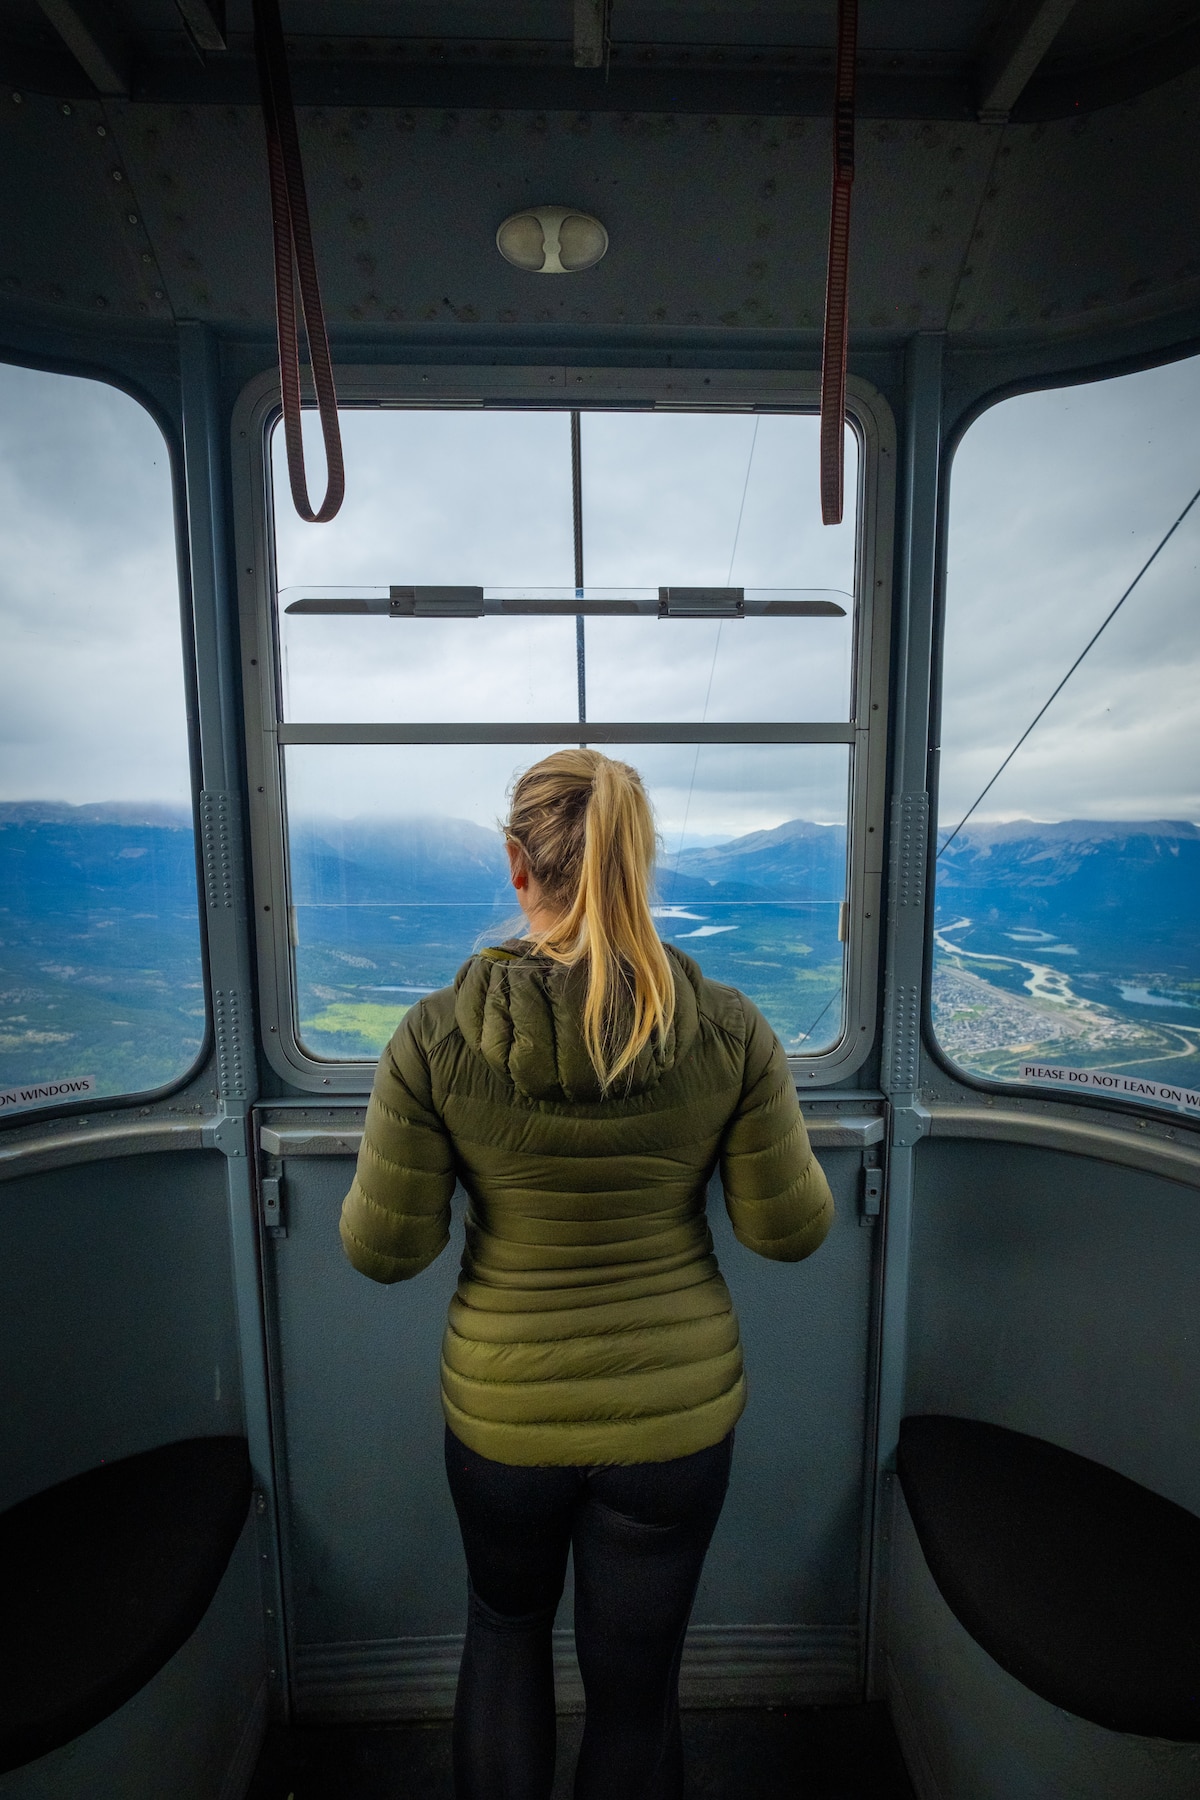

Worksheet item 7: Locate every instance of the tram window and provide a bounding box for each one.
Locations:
[270,408,860,1065]
[933,355,1200,1118]
[0,364,205,1113]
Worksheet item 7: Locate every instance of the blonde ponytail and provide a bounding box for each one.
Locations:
[504,749,675,1089]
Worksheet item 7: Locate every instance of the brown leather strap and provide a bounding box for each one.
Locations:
[252,0,344,524]
[819,0,858,527]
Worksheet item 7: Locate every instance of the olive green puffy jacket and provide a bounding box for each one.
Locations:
[340,942,834,1466]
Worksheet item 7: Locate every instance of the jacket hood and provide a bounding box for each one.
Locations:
[453,941,701,1103]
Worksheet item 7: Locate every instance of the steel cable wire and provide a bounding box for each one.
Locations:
[937,479,1200,857]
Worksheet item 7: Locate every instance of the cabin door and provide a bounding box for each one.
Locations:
[257,1108,882,1716]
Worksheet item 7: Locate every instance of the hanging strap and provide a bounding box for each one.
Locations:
[252,0,344,523]
[819,0,858,527]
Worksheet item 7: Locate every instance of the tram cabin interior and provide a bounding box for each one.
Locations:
[0,2,1198,1796]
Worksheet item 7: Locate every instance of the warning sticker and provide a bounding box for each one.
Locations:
[0,1075,97,1113]
[1021,1064,1200,1113]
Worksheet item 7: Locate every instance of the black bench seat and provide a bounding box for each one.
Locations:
[0,1436,251,1773]
[897,1415,1200,1741]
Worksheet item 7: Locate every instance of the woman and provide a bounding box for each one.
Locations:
[340,749,834,1800]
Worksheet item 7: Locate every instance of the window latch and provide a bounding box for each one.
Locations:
[389,586,485,617]
[260,1173,287,1238]
[657,587,745,618]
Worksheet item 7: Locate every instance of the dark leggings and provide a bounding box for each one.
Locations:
[444,1427,733,1800]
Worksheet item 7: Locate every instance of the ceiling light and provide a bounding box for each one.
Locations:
[496,206,608,274]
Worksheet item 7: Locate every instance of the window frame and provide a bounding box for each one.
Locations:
[233,364,895,1095]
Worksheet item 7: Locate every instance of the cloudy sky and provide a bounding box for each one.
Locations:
[1,354,1197,840]
[0,362,191,808]
[273,406,857,835]
[941,356,1200,831]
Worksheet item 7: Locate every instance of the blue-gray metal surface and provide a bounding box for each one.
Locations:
[867,331,943,1688]
[0,1150,241,1513]
[907,1138,1200,1516]
[265,1148,874,1707]
[179,320,287,1708]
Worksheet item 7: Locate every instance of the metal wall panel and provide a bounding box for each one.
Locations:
[267,1142,874,1699]
[0,1147,244,1511]
[906,1136,1200,1516]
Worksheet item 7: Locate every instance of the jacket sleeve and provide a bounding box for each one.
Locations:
[339,1009,455,1284]
[718,998,835,1261]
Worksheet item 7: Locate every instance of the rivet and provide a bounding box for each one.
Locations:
[127,211,138,223]
[141,251,152,262]
[112,168,123,181]
[61,102,72,115]
[11,91,23,103]
[154,288,165,299]
[96,123,107,136]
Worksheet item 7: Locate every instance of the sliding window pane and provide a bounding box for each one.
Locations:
[274,410,575,722]
[583,613,851,722]
[285,743,848,1061]
[580,412,857,592]
[578,412,855,721]
[933,356,1200,1116]
[0,364,203,1111]
[279,610,581,725]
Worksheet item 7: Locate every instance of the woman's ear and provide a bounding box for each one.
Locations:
[506,838,528,890]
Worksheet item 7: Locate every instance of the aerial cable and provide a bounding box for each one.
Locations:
[938,478,1200,857]
[252,0,345,523]
[819,0,858,526]
[723,415,761,591]
[797,986,837,1051]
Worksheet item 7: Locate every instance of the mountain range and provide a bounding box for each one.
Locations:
[4,802,1195,944]
[290,812,849,906]
[2,801,1197,1094]
[935,818,1200,969]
